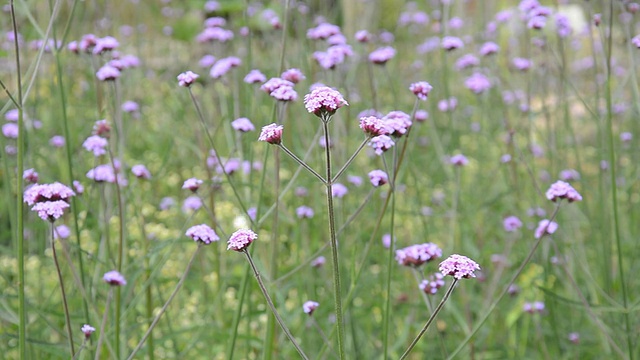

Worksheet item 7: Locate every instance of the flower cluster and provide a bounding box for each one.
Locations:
[186,224,219,244]
[419,272,445,295]
[103,270,127,286]
[177,71,199,87]
[534,219,558,239]
[395,243,442,267]
[545,180,582,202]
[302,300,319,315]
[258,123,283,145]
[439,254,481,279]
[409,81,433,101]
[227,229,258,252]
[24,182,76,222]
[303,86,348,118]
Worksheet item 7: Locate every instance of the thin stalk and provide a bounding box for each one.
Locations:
[604,3,632,359]
[331,136,371,183]
[227,263,251,360]
[243,250,309,359]
[322,118,346,359]
[446,203,562,359]
[51,223,76,356]
[399,279,459,360]
[127,245,203,360]
[95,289,114,360]
[279,144,325,182]
[10,2,26,358]
[382,148,398,359]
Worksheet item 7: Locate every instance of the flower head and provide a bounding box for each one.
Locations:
[209,57,241,79]
[534,219,558,238]
[269,85,298,101]
[383,111,412,136]
[258,123,283,145]
[81,324,96,339]
[82,135,108,157]
[479,41,500,56]
[503,216,523,232]
[368,135,395,155]
[311,256,326,267]
[545,180,582,202]
[186,224,219,244]
[419,272,445,295]
[182,195,202,212]
[227,229,258,251]
[2,123,18,139]
[177,71,199,87]
[450,154,469,166]
[296,206,314,219]
[359,116,390,137]
[244,69,267,84]
[331,183,348,198]
[231,117,255,132]
[24,182,75,206]
[303,86,348,118]
[54,224,71,239]
[132,164,151,179]
[465,73,492,94]
[103,270,126,286]
[303,300,319,315]
[368,169,388,187]
[96,64,120,81]
[23,168,39,184]
[281,68,305,84]
[368,46,396,64]
[182,178,203,192]
[32,201,70,221]
[441,36,464,51]
[92,36,119,55]
[439,254,481,279]
[409,81,433,101]
[396,243,442,267]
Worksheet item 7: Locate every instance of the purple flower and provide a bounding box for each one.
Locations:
[331,183,348,198]
[523,301,545,314]
[381,233,394,248]
[120,55,140,68]
[53,224,71,239]
[415,110,428,122]
[359,116,391,137]
[261,78,294,94]
[455,54,480,70]
[311,256,325,267]
[32,201,70,221]
[5,109,19,121]
[441,36,464,51]
[227,229,258,252]
[513,57,532,71]
[182,196,202,212]
[503,216,523,232]
[93,120,111,137]
[368,169,388,187]
[296,206,314,219]
[383,111,412,136]
[303,300,319,315]
[534,219,558,239]
[24,182,75,206]
[555,13,572,38]
[568,332,580,344]
[258,123,283,145]
[303,86,348,118]
[186,224,219,244]
[209,57,241,79]
[269,86,298,101]
[196,27,234,43]
[83,135,108,156]
[121,101,139,113]
[73,181,84,194]
[103,270,126,286]
[281,68,305,84]
[23,168,38,184]
[439,254,481,279]
[355,30,371,42]
[368,46,396,64]
[559,169,580,181]
[199,55,217,68]
[409,81,433,101]
[204,17,226,28]
[86,165,116,183]
[465,73,492,94]
[396,243,443,267]
[347,175,363,187]
[2,123,18,139]
[182,178,203,192]
[132,164,151,179]
[177,71,199,87]
[620,132,633,142]
[81,324,96,339]
[479,41,500,56]
[545,180,582,202]
[369,135,395,155]
[306,23,341,40]
[244,69,267,84]
[231,117,255,132]
[450,154,468,166]
[419,272,445,295]
[96,64,120,81]
[528,16,547,30]
[92,36,119,55]
[438,97,458,112]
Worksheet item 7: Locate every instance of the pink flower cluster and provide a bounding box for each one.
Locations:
[178,71,199,87]
[395,243,442,267]
[227,229,258,252]
[409,81,433,101]
[186,224,219,244]
[534,219,558,239]
[302,300,319,315]
[439,254,481,279]
[419,272,445,295]
[303,86,348,118]
[545,180,582,202]
[103,270,127,286]
[258,123,283,145]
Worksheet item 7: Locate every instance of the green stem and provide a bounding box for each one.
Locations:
[10,2,26,358]
[51,223,76,356]
[94,288,113,360]
[243,250,309,359]
[279,144,325,183]
[331,136,371,183]
[446,203,562,359]
[227,263,251,360]
[604,3,632,359]
[382,148,398,359]
[322,117,346,359]
[399,279,459,360]
[127,245,203,360]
